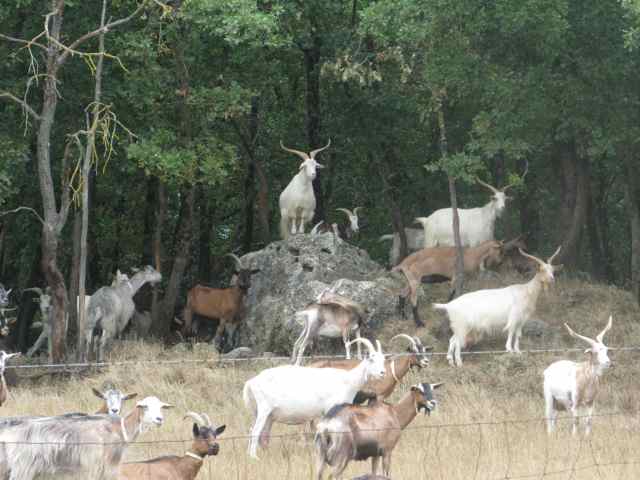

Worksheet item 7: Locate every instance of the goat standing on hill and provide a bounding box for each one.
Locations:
[312,207,363,240]
[243,338,386,459]
[394,240,505,326]
[544,317,612,435]
[0,396,173,480]
[84,265,162,362]
[434,246,562,366]
[290,291,368,365]
[416,164,527,248]
[310,334,431,404]
[315,382,443,479]
[118,412,225,480]
[183,253,259,352]
[279,140,330,239]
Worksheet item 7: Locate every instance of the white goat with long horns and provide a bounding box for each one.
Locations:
[434,246,561,366]
[279,140,330,239]
[243,337,386,459]
[416,163,528,248]
[544,317,612,435]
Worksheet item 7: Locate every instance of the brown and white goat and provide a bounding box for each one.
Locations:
[291,291,368,364]
[499,234,536,276]
[309,334,430,404]
[118,412,225,480]
[92,382,138,416]
[393,240,505,326]
[311,207,364,240]
[544,317,612,435]
[315,382,443,479]
[183,253,259,352]
[0,351,19,407]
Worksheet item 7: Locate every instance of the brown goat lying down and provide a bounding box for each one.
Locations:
[314,382,443,479]
[393,240,504,326]
[118,412,225,480]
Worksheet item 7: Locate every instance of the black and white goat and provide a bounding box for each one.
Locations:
[311,207,363,240]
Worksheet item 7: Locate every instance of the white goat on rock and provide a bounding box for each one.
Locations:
[279,140,330,239]
[544,317,612,435]
[434,245,561,366]
[416,164,527,248]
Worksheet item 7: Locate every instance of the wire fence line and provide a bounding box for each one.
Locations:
[6,345,640,371]
[0,413,637,480]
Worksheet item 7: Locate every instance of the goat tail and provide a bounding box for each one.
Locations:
[243,380,256,415]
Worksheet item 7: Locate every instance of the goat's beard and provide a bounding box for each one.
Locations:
[417,404,431,416]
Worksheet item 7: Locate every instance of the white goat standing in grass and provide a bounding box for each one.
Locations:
[416,164,527,248]
[434,246,561,366]
[279,140,330,239]
[544,317,612,435]
[243,337,386,459]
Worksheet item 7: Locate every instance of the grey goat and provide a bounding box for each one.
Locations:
[84,266,162,362]
[0,395,172,480]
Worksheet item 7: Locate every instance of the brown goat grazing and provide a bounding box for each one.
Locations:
[119,412,225,480]
[0,351,19,406]
[309,334,430,404]
[315,382,443,479]
[393,240,504,326]
[499,234,536,276]
[183,254,259,352]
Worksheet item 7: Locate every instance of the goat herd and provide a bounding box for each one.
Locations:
[0,142,618,479]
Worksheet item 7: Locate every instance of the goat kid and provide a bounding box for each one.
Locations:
[0,351,19,407]
[243,338,386,459]
[544,317,612,435]
[309,334,430,404]
[434,246,562,366]
[314,382,443,479]
[290,291,368,365]
[183,253,260,352]
[119,412,225,480]
[394,240,505,326]
[279,140,330,239]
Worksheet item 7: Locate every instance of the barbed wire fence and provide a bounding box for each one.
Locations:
[1,347,639,478]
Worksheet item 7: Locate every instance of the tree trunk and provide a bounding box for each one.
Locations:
[150,182,166,331]
[158,187,195,335]
[556,140,588,268]
[586,179,607,281]
[14,249,42,352]
[517,158,540,252]
[68,210,81,337]
[241,98,259,252]
[302,37,325,223]
[141,176,158,266]
[197,186,212,284]
[624,156,640,304]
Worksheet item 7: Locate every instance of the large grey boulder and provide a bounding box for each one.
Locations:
[237,233,405,354]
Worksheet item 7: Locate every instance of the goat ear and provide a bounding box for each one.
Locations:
[193,423,200,437]
[431,382,444,389]
[123,393,138,401]
[410,386,420,393]
[92,388,105,400]
[215,425,226,436]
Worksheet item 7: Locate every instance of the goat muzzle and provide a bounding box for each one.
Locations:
[208,443,220,456]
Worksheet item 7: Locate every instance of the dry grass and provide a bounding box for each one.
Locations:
[5,276,640,479]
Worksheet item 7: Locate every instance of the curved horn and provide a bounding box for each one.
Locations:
[23,287,44,297]
[353,207,363,216]
[476,177,500,194]
[184,412,207,426]
[547,245,562,265]
[310,221,324,235]
[502,159,529,192]
[391,334,418,350]
[596,316,612,344]
[225,253,243,270]
[518,248,546,268]
[201,413,213,427]
[347,337,376,356]
[280,141,310,161]
[564,323,596,348]
[376,339,383,353]
[309,139,331,159]
[336,208,354,218]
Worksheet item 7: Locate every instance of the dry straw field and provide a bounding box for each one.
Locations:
[5,275,640,479]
